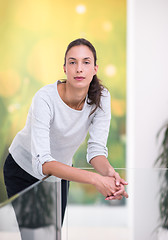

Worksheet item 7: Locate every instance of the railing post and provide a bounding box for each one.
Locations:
[56,180,62,240]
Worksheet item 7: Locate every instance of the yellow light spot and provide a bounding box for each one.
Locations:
[27,38,65,84]
[76,4,86,14]
[102,21,113,32]
[8,103,21,113]
[79,32,87,38]
[111,99,126,117]
[88,18,111,40]
[23,77,30,85]
[0,70,21,97]
[14,1,53,31]
[121,134,126,143]
[105,64,116,77]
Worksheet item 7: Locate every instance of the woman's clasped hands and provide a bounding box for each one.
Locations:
[94,174,128,201]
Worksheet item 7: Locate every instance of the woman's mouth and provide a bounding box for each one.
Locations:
[74,76,85,81]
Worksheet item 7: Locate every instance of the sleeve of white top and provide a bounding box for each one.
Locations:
[87,89,111,164]
[31,91,56,177]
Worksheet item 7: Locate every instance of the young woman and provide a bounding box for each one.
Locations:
[3,38,128,223]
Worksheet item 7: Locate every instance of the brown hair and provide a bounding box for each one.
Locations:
[64,38,104,115]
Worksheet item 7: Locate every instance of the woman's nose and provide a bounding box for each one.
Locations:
[76,63,83,73]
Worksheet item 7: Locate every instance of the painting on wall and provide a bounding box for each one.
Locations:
[0,0,126,203]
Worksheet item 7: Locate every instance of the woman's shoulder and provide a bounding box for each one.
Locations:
[34,81,57,100]
[101,87,111,100]
[31,82,58,111]
[37,81,57,95]
[98,87,111,111]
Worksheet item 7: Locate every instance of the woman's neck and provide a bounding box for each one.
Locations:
[57,81,88,110]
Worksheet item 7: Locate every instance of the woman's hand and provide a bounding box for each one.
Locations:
[93,175,121,199]
[106,170,129,200]
[112,170,128,187]
[105,182,128,200]
[90,156,128,200]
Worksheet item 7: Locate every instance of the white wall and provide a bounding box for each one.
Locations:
[127,0,168,239]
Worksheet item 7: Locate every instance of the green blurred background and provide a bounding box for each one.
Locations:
[0,0,126,203]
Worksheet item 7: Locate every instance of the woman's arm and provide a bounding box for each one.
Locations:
[90,155,128,184]
[42,160,121,198]
[86,91,128,199]
[90,155,115,176]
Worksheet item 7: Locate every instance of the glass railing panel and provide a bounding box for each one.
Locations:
[0,201,21,240]
[1,168,168,240]
[0,176,63,240]
[64,168,168,240]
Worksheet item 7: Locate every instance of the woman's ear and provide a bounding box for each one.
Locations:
[63,65,66,74]
[94,64,98,75]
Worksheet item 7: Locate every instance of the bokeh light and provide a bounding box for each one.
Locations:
[105,64,117,77]
[0,70,21,97]
[8,103,21,113]
[27,38,65,84]
[102,21,113,32]
[111,99,126,117]
[76,4,86,14]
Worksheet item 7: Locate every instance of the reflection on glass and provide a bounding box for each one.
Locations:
[0,202,21,240]
[14,181,56,239]
[0,177,62,240]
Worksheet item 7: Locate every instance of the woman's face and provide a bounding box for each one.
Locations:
[63,45,98,90]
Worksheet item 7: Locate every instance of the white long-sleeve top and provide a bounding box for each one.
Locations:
[9,80,111,180]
